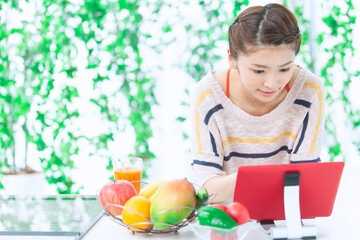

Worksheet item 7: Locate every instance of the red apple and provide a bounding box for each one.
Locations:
[99,180,137,216]
[226,202,249,225]
[210,203,227,212]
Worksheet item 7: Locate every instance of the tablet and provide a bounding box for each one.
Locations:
[233,162,344,221]
[0,195,103,238]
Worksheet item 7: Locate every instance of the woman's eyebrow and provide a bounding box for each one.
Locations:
[251,61,293,68]
[280,61,293,67]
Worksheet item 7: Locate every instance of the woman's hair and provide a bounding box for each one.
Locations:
[228,3,301,59]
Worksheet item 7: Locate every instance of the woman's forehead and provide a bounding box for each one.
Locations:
[238,44,295,66]
[244,43,295,55]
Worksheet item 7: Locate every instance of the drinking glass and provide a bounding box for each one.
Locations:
[112,157,143,193]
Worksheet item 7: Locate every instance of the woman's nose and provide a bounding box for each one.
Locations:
[263,78,278,90]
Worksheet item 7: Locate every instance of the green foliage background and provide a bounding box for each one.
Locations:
[0,0,161,193]
[0,0,358,193]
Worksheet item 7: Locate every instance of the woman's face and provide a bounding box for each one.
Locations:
[230,44,296,104]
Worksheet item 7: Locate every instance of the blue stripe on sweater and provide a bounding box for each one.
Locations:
[294,99,311,108]
[192,157,320,169]
[192,160,223,170]
[204,104,224,125]
[224,145,292,161]
[293,112,309,154]
[290,158,320,163]
[209,132,219,157]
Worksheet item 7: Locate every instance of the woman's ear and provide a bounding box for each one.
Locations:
[227,50,237,69]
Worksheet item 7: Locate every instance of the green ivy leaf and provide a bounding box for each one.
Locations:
[161,25,172,32]
[176,117,186,122]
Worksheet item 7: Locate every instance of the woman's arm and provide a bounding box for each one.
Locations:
[203,172,237,203]
[290,77,325,162]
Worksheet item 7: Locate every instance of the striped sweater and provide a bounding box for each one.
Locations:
[190,68,325,187]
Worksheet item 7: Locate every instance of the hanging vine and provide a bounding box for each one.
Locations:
[0,0,164,192]
[75,0,161,177]
[284,0,313,71]
[319,0,359,161]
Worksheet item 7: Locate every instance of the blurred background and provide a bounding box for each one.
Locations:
[0,0,359,195]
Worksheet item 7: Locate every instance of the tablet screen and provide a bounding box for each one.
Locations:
[0,195,103,237]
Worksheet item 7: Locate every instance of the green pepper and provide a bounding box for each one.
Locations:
[197,206,238,229]
[196,187,209,209]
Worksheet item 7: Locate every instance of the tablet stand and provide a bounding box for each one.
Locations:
[270,172,317,239]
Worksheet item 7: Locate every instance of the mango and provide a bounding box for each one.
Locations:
[139,180,167,199]
[150,179,197,229]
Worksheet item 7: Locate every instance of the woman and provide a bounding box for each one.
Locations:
[190,3,325,202]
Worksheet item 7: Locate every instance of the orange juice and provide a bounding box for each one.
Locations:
[114,167,142,193]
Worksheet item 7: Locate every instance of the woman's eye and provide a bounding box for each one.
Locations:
[280,68,290,72]
[253,70,264,74]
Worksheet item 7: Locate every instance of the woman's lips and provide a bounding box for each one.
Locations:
[259,89,277,96]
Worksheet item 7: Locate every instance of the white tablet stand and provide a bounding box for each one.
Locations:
[270,172,317,239]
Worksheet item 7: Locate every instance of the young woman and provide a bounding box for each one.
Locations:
[190,3,325,202]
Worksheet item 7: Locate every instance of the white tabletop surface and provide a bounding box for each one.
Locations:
[0,162,359,240]
[82,162,360,240]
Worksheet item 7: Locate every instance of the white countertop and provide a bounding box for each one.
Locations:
[0,162,359,240]
[80,162,360,240]
[81,214,271,240]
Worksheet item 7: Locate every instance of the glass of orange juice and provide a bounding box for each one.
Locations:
[113,157,143,193]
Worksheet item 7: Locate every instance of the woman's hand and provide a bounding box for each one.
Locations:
[202,172,238,203]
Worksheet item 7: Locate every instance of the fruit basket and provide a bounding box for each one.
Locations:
[96,180,213,235]
[97,179,217,235]
[102,203,198,235]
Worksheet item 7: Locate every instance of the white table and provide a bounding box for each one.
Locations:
[80,214,270,239]
[1,162,359,240]
[81,162,360,240]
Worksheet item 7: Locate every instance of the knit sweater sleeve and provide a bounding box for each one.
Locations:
[290,74,325,163]
[189,78,226,187]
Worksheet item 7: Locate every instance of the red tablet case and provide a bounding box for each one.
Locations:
[233,162,344,221]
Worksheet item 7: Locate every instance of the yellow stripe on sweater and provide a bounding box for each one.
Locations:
[195,89,214,154]
[222,130,297,147]
[303,82,322,152]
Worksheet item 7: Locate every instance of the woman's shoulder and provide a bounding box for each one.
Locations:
[296,67,325,102]
[190,70,229,111]
[213,69,228,92]
[300,68,324,88]
[191,70,225,97]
